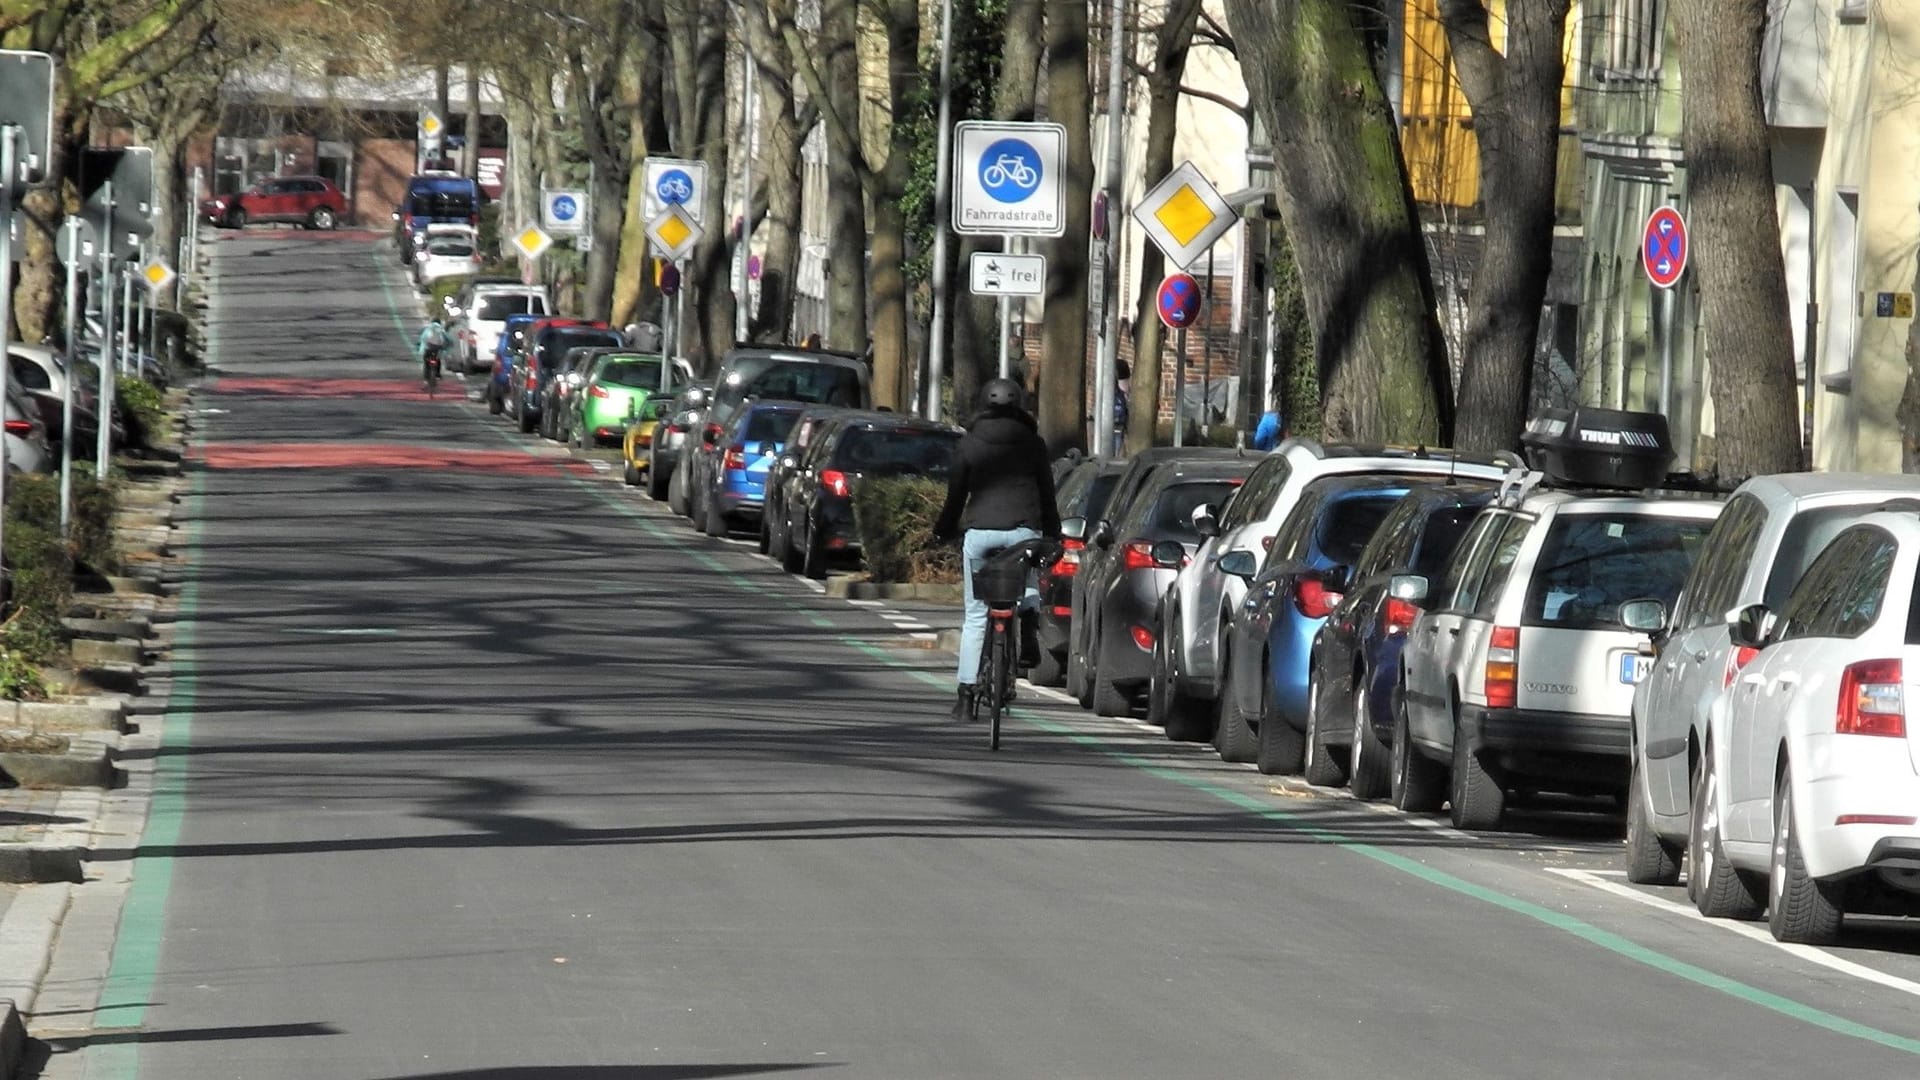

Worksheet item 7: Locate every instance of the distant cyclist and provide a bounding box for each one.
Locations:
[932,378,1061,722]
[416,318,450,387]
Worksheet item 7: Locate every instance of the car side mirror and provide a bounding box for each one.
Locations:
[1192,503,1219,538]
[1387,574,1428,603]
[1728,603,1772,650]
[1060,516,1087,541]
[1619,598,1668,634]
[1151,540,1187,569]
[1218,550,1258,580]
[1092,520,1114,550]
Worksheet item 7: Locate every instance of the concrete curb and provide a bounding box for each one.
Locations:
[70,639,145,668]
[9,699,128,734]
[0,882,72,1018]
[61,616,152,642]
[0,735,117,790]
[824,577,963,602]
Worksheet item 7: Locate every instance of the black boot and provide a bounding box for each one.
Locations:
[951,685,976,722]
[1019,609,1042,668]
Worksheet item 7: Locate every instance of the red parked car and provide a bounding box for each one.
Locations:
[200,176,348,230]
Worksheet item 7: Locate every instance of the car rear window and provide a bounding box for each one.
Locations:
[743,410,801,445]
[1763,505,1875,611]
[833,427,959,476]
[1524,513,1714,630]
[476,294,541,320]
[1411,505,1486,579]
[409,191,476,217]
[718,359,864,415]
[1083,474,1120,523]
[597,359,664,389]
[428,240,473,256]
[1315,494,1404,567]
[1148,481,1239,538]
[537,330,621,365]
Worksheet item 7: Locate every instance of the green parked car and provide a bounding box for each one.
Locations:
[571,352,691,448]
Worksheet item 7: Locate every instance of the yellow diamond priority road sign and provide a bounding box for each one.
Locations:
[138,258,176,292]
[1132,160,1237,271]
[511,224,553,260]
[646,205,703,261]
[420,110,444,140]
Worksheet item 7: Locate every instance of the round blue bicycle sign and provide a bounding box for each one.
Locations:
[551,194,579,221]
[978,139,1042,204]
[656,169,694,206]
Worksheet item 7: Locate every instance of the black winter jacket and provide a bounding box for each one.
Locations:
[933,407,1062,540]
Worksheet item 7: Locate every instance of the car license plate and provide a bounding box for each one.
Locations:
[1619,652,1653,684]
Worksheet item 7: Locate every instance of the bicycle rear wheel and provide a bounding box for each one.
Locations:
[988,615,1009,750]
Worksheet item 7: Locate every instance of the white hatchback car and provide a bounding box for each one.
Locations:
[1690,510,1920,944]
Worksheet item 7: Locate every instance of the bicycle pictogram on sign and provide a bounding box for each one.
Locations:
[979,139,1043,204]
[656,169,693,206]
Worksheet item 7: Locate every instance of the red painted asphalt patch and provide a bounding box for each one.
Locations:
[207,228,387,242]
[191,443,590,476]
[207,377,456,402]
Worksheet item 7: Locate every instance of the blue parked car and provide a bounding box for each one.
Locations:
[486,313,542,415]
[1303,482,1496,797]
[1216,473,1435,777]
[693,400,806,537]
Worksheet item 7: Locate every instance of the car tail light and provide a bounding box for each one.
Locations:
[667,422,687,434]
[589,384,610,398]
[1837,658,1905,737]
[2,419,28,437]
[1485,626,1518,709]
[703,422,723,443]
[1121,540,1155,572]
[1383,597,1419,636]
[1048,538,1085,579]
[722,447,746,470]
[820,469,851,497]
[1722,644,1759,688]
[1130,625,1155,651]
[1836,814,1918,826]
[1293,579,1342,619]
[1052,605,1073,617]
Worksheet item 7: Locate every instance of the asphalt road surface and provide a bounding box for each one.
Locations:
[41,232,1920,1079]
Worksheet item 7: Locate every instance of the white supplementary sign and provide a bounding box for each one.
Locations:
[1131,160,1237,271]
[968,251,1046,297]
[542,189,587,234]
[642,157,708,226]
[952,121,1066,237]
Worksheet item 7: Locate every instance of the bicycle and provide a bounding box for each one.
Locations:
[423,348,442,397]
[982,154,1039,191]
[970,538,1058,750]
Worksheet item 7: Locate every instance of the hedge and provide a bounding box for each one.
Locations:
[850,476,960,585]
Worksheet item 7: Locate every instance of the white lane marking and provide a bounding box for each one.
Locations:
[846,599,884,608]
[892,623,931,632]
[796,577,826,593]
[911,632,936,641]
[1548,866,1920,1001]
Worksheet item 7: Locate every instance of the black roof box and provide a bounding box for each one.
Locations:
[1520,406,1675,491]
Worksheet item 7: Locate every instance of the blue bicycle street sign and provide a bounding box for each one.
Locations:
[978,139,1042,204]
[551,194,578,221]
[657,169,693,206]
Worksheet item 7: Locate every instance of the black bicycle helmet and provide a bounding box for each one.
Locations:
[980,378,1022,409]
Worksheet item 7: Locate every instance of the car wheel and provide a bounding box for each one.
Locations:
[757,514,773,555]
[1349,682,1391,800]
[1065,634,1089,705]
[801,514,828,579]
[1624,759,1683,885]
[1074,620,1097,709]
[1688,747,1765,919]
[1390,685,1444,812]
[310,207,337,230]
[1299,670,1345,784]
[624,462,641,487]
[1448,709,1506,830]
[229,208,247,229]
[1091,630,1131,717]
[702,491,727,537]
[1769,765,1844,944]
[1030,647,1065,688]
[1146,626,1172,727]
[648,461,671,501]
[1214,663,1259,764]
[778,515,804,573]
[488,387,504,415]
[668,468,689,516]
[518,405,535,434]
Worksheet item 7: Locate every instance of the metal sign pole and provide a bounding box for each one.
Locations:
[1657,285,1675,416]
[735,45,757,345]
[1201,247,1214,441]
[996,237,1013,381]
[1092,0,1126,457]
[925,0,956,420]
[0,126,17,554]
[1173,325,1188,448]
[96,179,115,478]
[60,217,78,533]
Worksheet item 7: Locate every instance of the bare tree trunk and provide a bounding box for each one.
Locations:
[434,63,450,166]
[754,86,805,341]
[1902,247,1920,471]
[1671,0,1803,478]
[463,67,482,179]
[864,0,924,411]
[10,97,77,345]
[1441,0,1570,452]
[1222,0,1451,444]
[818,0,869,354]
[613,49,669,328]
[1125,0,1205,452]
[1037,0,1094,454]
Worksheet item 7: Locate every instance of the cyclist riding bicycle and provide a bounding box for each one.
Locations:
[932,378,1061,722]
[416,318,450,385]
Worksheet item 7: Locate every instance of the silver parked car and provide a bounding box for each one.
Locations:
[1623,472,1920,885]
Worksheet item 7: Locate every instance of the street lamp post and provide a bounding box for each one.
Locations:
[924,0,956,421]
[1092,0,1126,458]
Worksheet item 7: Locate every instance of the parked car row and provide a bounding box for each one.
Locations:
[476,309,692,455]
[1023,405,1920,946]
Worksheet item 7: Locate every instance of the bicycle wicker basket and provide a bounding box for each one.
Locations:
[971,559,1029,605]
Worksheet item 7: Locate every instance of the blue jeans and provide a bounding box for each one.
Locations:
[957,526,1042,685]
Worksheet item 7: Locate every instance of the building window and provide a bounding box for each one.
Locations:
[1821,189,1860,384]
[1598,0,1664,80]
